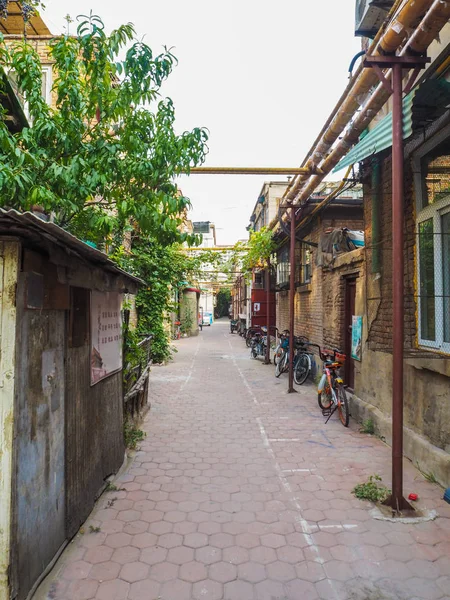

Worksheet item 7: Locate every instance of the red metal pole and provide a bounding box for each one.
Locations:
[391,62,405,511]
[265,256,271,364]
[288,206,296,393]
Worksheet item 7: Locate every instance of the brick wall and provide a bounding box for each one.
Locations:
[364,153,417,351]
[276,212,364,351]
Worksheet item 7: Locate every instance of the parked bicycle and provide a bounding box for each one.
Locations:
[250,327,267,359]
[293,337,312,385]
[273,330,289,367]
[230,319,239,333]
[316,346,349,427]
[274,334,312,384]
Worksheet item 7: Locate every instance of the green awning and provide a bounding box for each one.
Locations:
[333,92,415,172]
[334,79,450,172]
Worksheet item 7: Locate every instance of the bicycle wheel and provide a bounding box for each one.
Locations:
[275,349,285,377]
[294,353,310,385]
[273,345,282,366]
[318,384,333,410]
[336,384,350,427]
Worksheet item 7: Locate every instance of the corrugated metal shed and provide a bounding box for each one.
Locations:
[0,209,144,288]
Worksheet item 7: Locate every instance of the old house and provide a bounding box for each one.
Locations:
[275,184,364,382]
[0,210,141,600]
[272,0,450,487]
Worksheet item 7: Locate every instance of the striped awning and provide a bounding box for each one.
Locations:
[334,79,450,172]
[333,92,415,172]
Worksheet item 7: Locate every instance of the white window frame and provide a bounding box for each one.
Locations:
[6,65,53,123]
[41,65,53,107]
[413,122,450,354]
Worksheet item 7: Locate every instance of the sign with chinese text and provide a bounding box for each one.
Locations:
[90,291,123,385]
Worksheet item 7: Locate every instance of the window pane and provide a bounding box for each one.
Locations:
[419,219,435,341]
[443,212,450,343]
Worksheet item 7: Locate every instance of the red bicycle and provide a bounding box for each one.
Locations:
[316,346,349,427]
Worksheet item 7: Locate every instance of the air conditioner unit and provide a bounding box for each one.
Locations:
[355,0,395,38]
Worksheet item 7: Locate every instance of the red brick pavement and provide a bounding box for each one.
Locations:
[36,320,450,600]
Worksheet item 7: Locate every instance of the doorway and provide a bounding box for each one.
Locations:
[344,277,357,390]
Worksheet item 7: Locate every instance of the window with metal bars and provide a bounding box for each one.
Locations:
[299,243,312,285]
[414,133,450,353]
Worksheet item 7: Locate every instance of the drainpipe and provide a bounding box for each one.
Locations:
[288,206,296,394]
[371,159,381,275]
[265,257,271,365]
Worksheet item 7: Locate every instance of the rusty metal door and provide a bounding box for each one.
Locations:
[12,275,66,600]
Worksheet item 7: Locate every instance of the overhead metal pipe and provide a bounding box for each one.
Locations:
[291,0,450,206]
[186,167,310,175]
[282,0,406,206]
[283,0,434,205]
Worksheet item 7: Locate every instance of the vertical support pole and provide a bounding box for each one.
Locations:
[391,62,405,511]
[265,256,271,364]
[288,206,296,393]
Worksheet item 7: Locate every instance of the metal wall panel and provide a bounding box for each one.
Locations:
[12,278,66,600]
[65,306,124,539]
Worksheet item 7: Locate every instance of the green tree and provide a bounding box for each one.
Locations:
[215,289,231,319]
[233,227,276,281]
[0,13,208,246]
[116,241,220,362]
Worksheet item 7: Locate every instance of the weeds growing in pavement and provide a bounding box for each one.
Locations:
[359,418,375,434]
[352,475,390,503]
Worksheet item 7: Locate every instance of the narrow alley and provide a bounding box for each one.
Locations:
[38,320,450,600]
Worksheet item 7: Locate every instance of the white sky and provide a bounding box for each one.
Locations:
[42,0,361,245]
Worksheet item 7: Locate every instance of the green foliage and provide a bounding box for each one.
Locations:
[215,289,231,318]
[89,525,101,533]
[233,227,276,280]
[352,475,390,503]
[122,326,147,389]
[123,420,146,450]
[180,306,193,334]
[116,240,214,363]
[359,418,375,434]
[0,13,208,245]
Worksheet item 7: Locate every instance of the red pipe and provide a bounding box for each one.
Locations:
[391,62,405,511]
[288,206,296,393]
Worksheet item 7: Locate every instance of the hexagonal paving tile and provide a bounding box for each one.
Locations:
[160,579,192,600]
[224,579,255,600]
[196,545,222,565]
[192,579,224,600]
[238,561,266,583]
[149,561,179,582]
[184,532,208,548]
[209,561,238,583]
[260,533,286,549]
[223,546,250,565]
[84,545,113,564]
[167,545,195,565]
[179,560,208,582]
[119,561,149,583]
